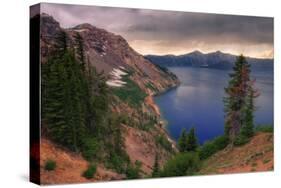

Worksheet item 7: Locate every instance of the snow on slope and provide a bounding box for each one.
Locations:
[106,66,128,87]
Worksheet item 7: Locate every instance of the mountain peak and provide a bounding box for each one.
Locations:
[73,23,95,30]
[214,50,222,54]
[41,13,60,26]
[189,50,203,55]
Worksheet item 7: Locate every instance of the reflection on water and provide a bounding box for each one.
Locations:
[154,67,273,144]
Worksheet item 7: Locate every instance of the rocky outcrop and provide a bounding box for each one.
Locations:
[40,13,179,94]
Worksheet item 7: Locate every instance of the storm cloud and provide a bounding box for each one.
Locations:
[41,3,274,58]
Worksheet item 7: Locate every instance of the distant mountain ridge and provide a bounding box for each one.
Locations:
[145,51,273,71]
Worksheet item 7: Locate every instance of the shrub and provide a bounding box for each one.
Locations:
[83,164,97,179]
[156,135,173,152]
[263,159,271,164]
[81,137,98,161]
[199,136,229,160]
[140,121,155,131]
[161,152,200,177]
[255,125,273,133]
[126,161,142,179]
[44,160,56,171]
[106,152,130,174]
[233,135,249,146]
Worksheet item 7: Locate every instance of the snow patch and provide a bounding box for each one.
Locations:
[74,29,88,33]
[106,80,126,87]
[110,68,127,79]
[106,67,128,87]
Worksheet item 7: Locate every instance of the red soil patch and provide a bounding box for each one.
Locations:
[123,126,157,174]
[145,95,161,116]
[122,125,172,175]
[40,138,123,185]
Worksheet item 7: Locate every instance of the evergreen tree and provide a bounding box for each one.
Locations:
[53,31,67,57]
[240,82,259,138]
[152,154,160,177]
[178,129,187,152]
[186,127,198,152]
[43,50,88,151]
[85,56,109,134]
[74,32,86,70]
[42,32,129,168]
[224,55,258,142]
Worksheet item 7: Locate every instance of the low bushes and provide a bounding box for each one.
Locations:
[82,164,97,179]
[44,160,56,171]
[156,135,173,152]
[126,160,142,179]
[161,152,200,177]
[255,125,273,133]
[233,135,249,146]
[199,136,229,160]
[105,152,130,174]
[81,137,99,161]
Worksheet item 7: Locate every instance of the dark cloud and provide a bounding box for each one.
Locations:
[41,3,273,57]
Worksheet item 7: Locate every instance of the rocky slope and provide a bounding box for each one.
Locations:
[40,13,179,94]
[39,13,179,181]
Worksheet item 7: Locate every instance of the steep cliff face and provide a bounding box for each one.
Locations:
[40,13,179,178]
[40,13,179,95]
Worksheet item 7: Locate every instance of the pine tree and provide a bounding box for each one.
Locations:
[240,82,259,138]
[85,56,109,134]
[178,129,187,152]
[152,153,160,177]
[43,50,88,151]
[74,32,86,70]
[186,127,198,152]
[53,31,67,57]
[42,31,128,165]
[224,55,258,143]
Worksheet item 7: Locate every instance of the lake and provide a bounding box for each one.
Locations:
[154,67,273,144]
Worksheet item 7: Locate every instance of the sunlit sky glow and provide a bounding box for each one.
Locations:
[41,3,274,58]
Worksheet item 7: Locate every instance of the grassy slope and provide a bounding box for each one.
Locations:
[200,132,273,175]
[112,75,147,107]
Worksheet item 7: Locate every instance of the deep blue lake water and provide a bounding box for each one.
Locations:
[154,67,273,144]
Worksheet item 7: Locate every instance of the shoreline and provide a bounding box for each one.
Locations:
[146,84,181,150]
[145,95,161,116]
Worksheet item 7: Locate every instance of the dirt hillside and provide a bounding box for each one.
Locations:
[200,132,273,175]
[40,139,124,185]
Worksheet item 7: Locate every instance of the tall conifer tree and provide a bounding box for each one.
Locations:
[178,129,188,152]
[186,127,198,152]
[224,55,258,142]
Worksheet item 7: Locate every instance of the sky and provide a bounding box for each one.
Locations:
[40,3,274,58]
